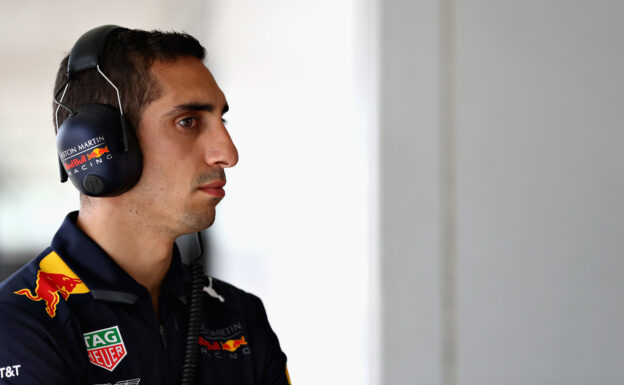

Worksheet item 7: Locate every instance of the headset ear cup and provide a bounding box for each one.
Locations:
[56,104,142,196]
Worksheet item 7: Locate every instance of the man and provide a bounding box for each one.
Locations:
[0,26,290,384]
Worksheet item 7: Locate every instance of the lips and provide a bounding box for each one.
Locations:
[198,180,226,198]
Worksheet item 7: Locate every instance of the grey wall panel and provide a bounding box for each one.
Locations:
[380,1,443,384]
[455,1,624,384]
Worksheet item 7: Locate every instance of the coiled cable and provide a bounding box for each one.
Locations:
[181,262,205,385]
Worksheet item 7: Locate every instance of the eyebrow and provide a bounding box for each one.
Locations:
[165,102,229,116]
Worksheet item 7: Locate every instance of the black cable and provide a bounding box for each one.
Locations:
[181,261,205,385]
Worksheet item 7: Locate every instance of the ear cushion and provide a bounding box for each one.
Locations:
[56,104,142,196]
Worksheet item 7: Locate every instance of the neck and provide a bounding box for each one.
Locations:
[76,200,177,313]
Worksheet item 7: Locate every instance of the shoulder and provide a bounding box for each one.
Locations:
[0,249,48,311]
[0,248,75,330]
[205,276,270,325]
[205,277,290,384]
[0,250,84,383]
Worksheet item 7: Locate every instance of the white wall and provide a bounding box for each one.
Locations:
[198,1,377,384]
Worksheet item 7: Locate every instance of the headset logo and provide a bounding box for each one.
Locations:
[62,146,113,174]
[87,146,110,160]
[60,135,113,174]
[64,154,88,169]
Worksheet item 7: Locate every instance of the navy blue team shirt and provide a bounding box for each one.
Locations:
[0,212,291,384]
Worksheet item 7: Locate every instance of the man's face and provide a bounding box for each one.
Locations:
[122,56,238,236]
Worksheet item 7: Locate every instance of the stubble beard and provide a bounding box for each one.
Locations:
[180,201,219,233]
[178,168,226,233]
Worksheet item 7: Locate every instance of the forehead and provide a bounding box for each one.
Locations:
[149,56,225,107]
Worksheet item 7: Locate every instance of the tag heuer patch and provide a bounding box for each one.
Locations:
[84,326,127,371]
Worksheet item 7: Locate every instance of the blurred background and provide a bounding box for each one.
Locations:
[0,1,622,384]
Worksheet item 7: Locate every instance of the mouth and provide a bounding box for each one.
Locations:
[198,180,226,198]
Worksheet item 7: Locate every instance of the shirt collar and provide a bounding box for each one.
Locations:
[51,211,189,304]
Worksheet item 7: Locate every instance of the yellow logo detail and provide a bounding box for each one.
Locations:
[14,251,89,317]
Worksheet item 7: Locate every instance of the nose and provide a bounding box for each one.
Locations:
[203,122,239,168]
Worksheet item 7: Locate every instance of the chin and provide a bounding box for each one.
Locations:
[180,209,216,233]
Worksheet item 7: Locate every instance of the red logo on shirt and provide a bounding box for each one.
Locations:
[198,335,248,352]
[84,326,127,371]
[14,252,89,318]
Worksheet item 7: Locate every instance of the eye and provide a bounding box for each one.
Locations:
[221,117,228,125]
[177,116,198,129]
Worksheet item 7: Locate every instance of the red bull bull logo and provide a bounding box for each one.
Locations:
[198,335,248,352]
[221,336,248,352]
[14,251,89,318]
[87,146,110,160]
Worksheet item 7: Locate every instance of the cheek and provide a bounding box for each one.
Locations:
[139,134,179,172]
[141,130,193,164]
[136,124,198,192]
[139,148,194,195]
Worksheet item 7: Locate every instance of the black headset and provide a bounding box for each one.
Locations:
[54,25,142,197]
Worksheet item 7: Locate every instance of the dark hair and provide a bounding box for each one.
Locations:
[53,28,206,131]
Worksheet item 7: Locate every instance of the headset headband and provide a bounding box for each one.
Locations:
[55,24,143,196]
[67,25,126,77]
[56,24,130,146]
